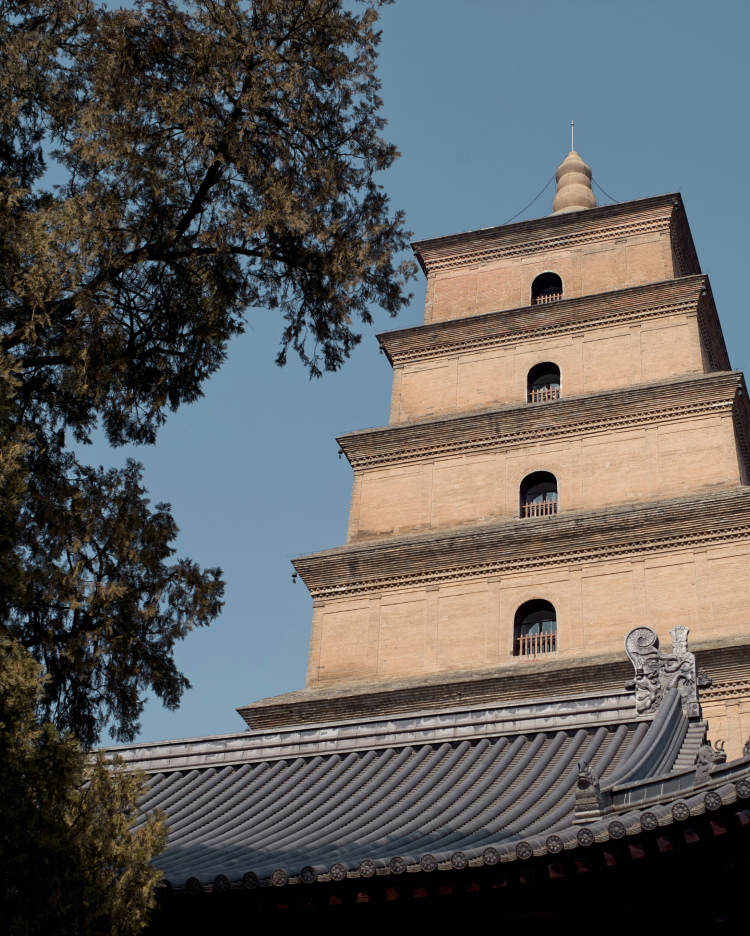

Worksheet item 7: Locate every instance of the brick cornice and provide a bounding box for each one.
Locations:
[293,488,750,599]
[238,640,750,731]
[411,193,699,276]
[338,372,747,471]
[377,276,729,372]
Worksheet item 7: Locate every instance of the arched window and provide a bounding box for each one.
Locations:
[514,599,557,657]
[531,272,563,305]
[527,362,561,403]
[520,471,558,518]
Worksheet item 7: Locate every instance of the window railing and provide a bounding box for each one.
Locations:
[533,291,562,305]
[516,632,557,657]
[528,387,561,403]
[521,500,558,518]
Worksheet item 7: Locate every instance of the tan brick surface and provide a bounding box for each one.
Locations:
[348,414,742,540]
[392,313,702,424]
[307,543,750,696]
[428,231,672,324]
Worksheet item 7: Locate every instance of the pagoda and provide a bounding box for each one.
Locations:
[242,149,750,758]
[119,153,750,932]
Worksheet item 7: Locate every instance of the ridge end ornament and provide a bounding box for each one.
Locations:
[624,625,705,719]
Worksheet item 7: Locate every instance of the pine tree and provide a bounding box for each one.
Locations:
[0,637,167,935]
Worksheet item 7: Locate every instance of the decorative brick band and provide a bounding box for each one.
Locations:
[338,373,744,471]
[411,195,699,278]
[377,277,728,372]
[294,490,750,599]
[422,216,669,273]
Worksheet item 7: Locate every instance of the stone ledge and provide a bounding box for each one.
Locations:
[411,193,697,276]
[337,371,745,471]
[378,275,714,366]
[237,638,750,731]
[293,487,750,599]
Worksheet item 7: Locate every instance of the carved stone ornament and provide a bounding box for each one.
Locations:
[624,625,710,718]
[695,739,727,785]
[574,761,612,822]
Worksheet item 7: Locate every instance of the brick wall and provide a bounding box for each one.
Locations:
[425,231,674,324]
[306,540,750,757]
[296,197,750,758]
[391,312,705,424]
[346,413,742,540]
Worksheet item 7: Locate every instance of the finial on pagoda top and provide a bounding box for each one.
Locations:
[551,143,598,215]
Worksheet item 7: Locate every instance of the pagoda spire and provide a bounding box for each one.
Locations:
[551,149,597,214]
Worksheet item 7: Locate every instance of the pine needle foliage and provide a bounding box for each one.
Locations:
[0,637,168,935]
[0,0,412,746]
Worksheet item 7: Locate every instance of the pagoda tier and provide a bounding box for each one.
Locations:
[338,370,747,541]
[112,155,750,921]
[379,275,727,425]
[412,192,699,323]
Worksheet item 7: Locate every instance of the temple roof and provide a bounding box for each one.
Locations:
[124,687,750,894]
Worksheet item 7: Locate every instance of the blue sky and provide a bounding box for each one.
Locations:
[90,0,750,744]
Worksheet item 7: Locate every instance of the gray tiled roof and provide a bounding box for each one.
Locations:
[124,687,750,891]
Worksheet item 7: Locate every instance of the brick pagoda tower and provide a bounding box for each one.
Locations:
[125,154,750,926]
[242,149,750,758]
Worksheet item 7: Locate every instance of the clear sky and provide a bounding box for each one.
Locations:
[93,0,750,744]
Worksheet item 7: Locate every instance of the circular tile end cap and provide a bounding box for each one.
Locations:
[545,835,563,854]
[185,877,202,895]
[359,859,376,878]
[389,856,406,875]
[271,869,288,887]
[577,827,595,847]
[704,790,722,811]
[640,811,658,831]
[482,846,500,865]
[420,854,438,872]
[242,871,258,890]
[608,820,626,840]
[213,874,230,893]
[450,851,468,869]
[300,866,317,884]
[329,863,347,881]
[672,801,690,822]
[736,778,750,799]
[515,841,533,860]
